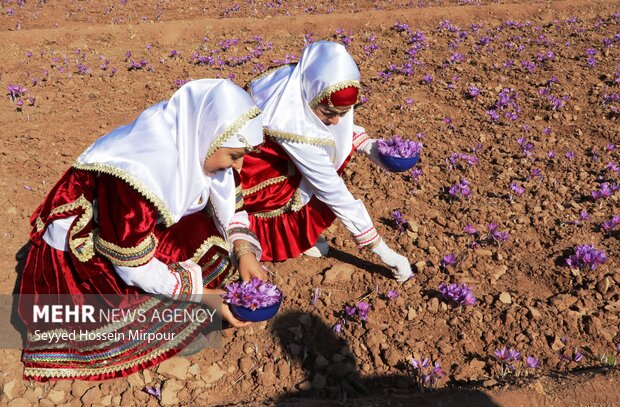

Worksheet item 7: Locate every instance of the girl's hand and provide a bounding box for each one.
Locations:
[220,303,251,328]
[202,288,251,328]
[238,253,268,282]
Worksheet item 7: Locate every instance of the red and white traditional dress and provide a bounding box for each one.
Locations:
[240,41,383,261]
[19,79,263,381]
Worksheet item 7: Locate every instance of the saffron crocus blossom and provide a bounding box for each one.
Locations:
[463,224,477,236]
[222,278,282,310]
[387,290,399,300]
[579,210,590,221]
[410,167,423,182]
[332,322,342,333]
[438,283,477,306]
[145,386,162,400]
[601,215,620,231]
[526,356,541,368]
[449,178,471,199]
[377,135,423,158]
[441,254,456,268]
[357,301,370,321]
[391,210,408,232]
[566,244,607,271]
[592,183,619,200]
[573,351,583,362]
[345,305,357,317]
[510,182,525,196]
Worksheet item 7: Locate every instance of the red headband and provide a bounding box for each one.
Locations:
[319,86,359,107]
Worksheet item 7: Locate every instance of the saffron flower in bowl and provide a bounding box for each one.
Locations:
[222,278,283,322]
[377,135,422,172]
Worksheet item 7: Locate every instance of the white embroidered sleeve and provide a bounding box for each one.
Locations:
[114,258,203,302]
[279,140,381,248]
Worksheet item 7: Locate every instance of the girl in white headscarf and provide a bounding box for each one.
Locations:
[19,79,265,381]
[240,41,412,282]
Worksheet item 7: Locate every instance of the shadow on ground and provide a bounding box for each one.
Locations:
[268,310,500,406]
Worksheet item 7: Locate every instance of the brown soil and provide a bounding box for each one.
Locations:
[1,0,619,405]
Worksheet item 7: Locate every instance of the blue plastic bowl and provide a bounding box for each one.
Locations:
[229,297,282,322]
[378,153,420,172]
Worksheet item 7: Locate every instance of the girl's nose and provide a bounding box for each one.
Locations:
[232,157,244,171]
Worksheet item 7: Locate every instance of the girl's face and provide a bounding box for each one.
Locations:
[203,147,246,175]
[311,103,351,126]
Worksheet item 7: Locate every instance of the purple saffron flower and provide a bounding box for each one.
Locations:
[387,290,399,300]
[411,357,430,369]
[463,224,477,236]
[145,386,161,400]
[332,322,342,333]
[357,301,370,321]
[422,74,433,84]
[468,86,480,98]
[441,254,456,267]
[579,210,590,221]
[311,287,320,305]
[391,210,408,232]
[526,356,541,368]
[222,278,282,310]
[510,182,525,196]
[601,215,620,231]
[494,347,511,361]
[565,151,575,160]
[573,351,583,362]
[606,144,616,151]
[508,348,522,361]
[566,245,607,271]
[345,305,357,317]
[377,135,422,158]
[410,167,423,182]
[438,283,477,307]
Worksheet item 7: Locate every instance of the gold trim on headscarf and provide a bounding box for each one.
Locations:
[206,106,262,158]
[308,80,361,109]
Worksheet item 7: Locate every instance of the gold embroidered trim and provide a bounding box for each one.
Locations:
[266,129,335,147]
[242,175,288,197]
[94,232,158,267]
[243,159,297,197]
[253,188,303,219]
[72,162,175,228]
[191,236,228,264]
[206,106,262,159]
[235,184,244,210]
[35,217,45,233]
[36,195,95,262]
[309,80,361,108]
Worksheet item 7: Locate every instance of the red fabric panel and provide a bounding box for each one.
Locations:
[96,174,157,248]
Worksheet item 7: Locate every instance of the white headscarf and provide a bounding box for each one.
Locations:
[249,41,360,169]
[75,79,263,229]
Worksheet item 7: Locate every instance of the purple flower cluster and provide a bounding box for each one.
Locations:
[447,152,479,170]
[486,88,521,121]
[391,210,408,232]
[343,300,370,322]
[410,357,446,388]
[487,222,510,244]
[517,137,535,157]
[377,135,422,158]
[222,278,281,310]
[566,244,607,271]
[448,178,472,199]
[438,283,477,306]
[601,215,620,231]
[591,182,619,200]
